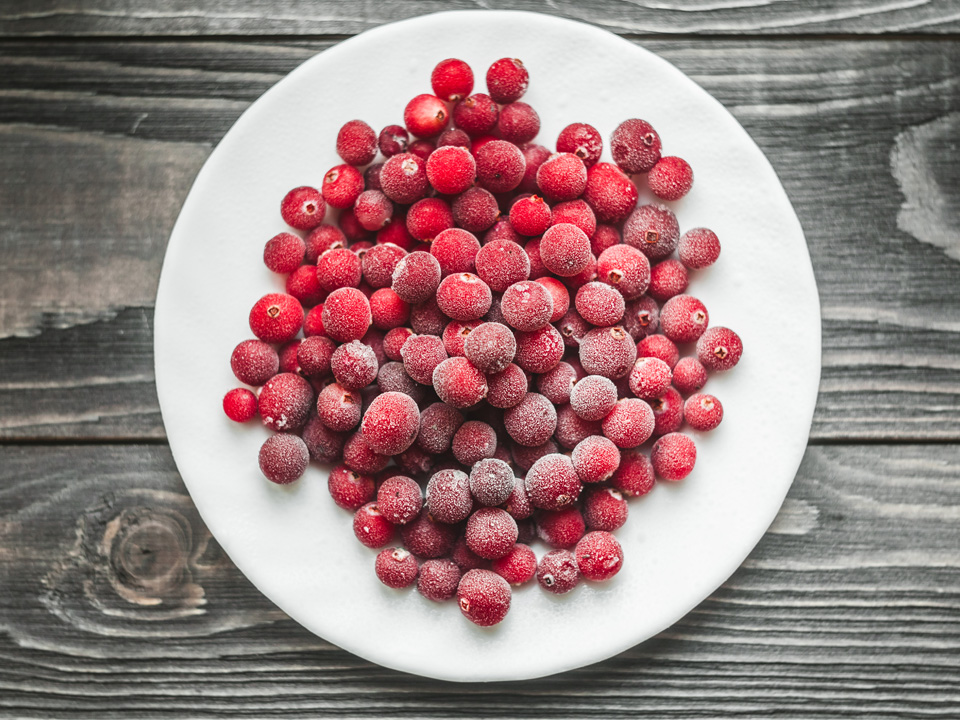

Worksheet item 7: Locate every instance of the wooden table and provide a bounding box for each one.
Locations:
[1,2,959,716]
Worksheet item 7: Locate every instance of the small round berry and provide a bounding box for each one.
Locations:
[277,339,302,375]
[539,223,591,278]
[380,153,428,204]
[469,458,515,507]
[563,253,599,291]
[452,420,497,466]
[230,339,279,387]
[280,186,325,230]
[426,145,476,196]
[305,225,347,264]
[258,433,309,485]
[452,93,499,137]
[611,449,655,497]
[673,357,708,395]
[583,162,638,223]
[383,327,414,362]
[301,414,346,464]
[391,251,441,305]
[364,163,384,190]
[660,294,709,344]
[508,195,551,236]
[296,335,334,378]
[437,127,471,149]
[316,382,361,431]
[523,237,548,280]
[285,265,325,306]
[498,101,540,144]
[416,402,464,455]
[475,140,525,194]
[408,138,435,160]
[431,227,481,277]
[375,547,418,589]
[432,356,488,409]
[532,277,569,323]
[510,439,558,472]
[569,375,618,422]
[452,186,499,232]
[377,215,416,250]
[556,122,603,167]
[575,282,625,327]
[249,293,303,344]
[327,464,375,511]
[409,296,447,336]
[475,239,531,294]
[678,227,721,270]
[629,356,673,399]
[503,392,557,448]
[685,393,723,431]
[466,507,518,560]
[360,391,420,455]
[263,232,305,274]
[525,453,581,510]
[404,93,449,138]
[321,287,371,343]
[572,435,621,484]
[501,280,553,332]
[377,361,425,404]
[602,398,655,449]
[550,199,597,239]
[316,247,362,292]
[377,475,423,525]
[426,468,472,524]
[329,340,377,390]
[491,544,536,585]
[648,156,693,201]
[591,223,621,256]
[575,531,623,582]
[362,328,387,368]
[536,152,587,202]
[519,142,552,193]
[258,373,313,432]
[503,477,534,521]
[623,296,660,340]
[558,307,590,348]
[638,334,680,369]
[537,549,580,594]
[458,568,511,626]
[223,387,257,422]
[486,363,528,409]
[322,165,364,210]
[649,386,685,437]
[535,361,577,405]
[401,333,448,385]
[651,432,697,481]
[596,245,650,301]
[538,507,586,550]
[337,209,370,244]
[486,57,528,103]
[442,319,481,357]
[555,405,601,450]
[431,58,474,102]
[579,326,637,380]
[353,502,395,548]
[696,326,743,372]
[463,322,516,374]
[342,431,389,474]
[353,189,394,231]
[378,124,409,157]
[418,558,462,602]
[336,119,377,166]
[436,273,492,321]
[610,118,661,174]
[623,203,680,261]
[401,511,457,559]
[514,324,564,374]
[369,288,410,330]
[582,487,628,532]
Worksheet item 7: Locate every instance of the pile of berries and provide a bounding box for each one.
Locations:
[223,56,742,628]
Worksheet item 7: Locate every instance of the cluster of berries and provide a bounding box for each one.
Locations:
[223,56,742,627]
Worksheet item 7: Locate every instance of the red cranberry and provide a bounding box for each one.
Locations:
[231,339,279,386]
[383,327,414,362]
[360,391,420,455]
[401,333,448,385]
[469,458,515,507]
[623,296,660,340]
[583,162,638,223]
[660,295,709,344]
[672,357,708,395]
[391,251,441,305]
[629,356,673,399]
[375,547,419,589]
[380,153,428,204]
[575,281,625,327]
[556,122,602,166]
[437,127,471,149]
[648,156,693,201]
[572,434,621,484]
[378,124,409,157]
[431,58,474,101]
[354,189,394,231]
[649,386,684,436]
[475,140,525,194]
[369,288,410,330]
[442,319,481,357]
[432,356,488,409]
[525,453,581,510]
[223,388,257,422]
[498,101,540,144]
[602,398,655,449]
[596,245,650,301]
[353,502,395,548]
[611,449,655,497]
[426,468,473,524]
[249,293,303,344]
[316,247,362,292]
[486,57,529,103]
[624,203,680,261]
[263,232,305,274]
[316,382,361,432]
[518,143,552,193]
[579,326,637,379]
[514,324,564,374]
[611,118,661,174]
[418,558,462,601]
[377,475,423,525]
[342,431,389,474]
[491,543,537,585]
[280,186,325,230]
[582,487,628,532]
[569,374,617,421]
[678,227,721,270]
[416,402,464,454]
[327,464,375,511]
[575,531,623,582]
[431,227,481,277]
[685,393,723,431]
[638,334,680,369]
[550,199,597,240]
[537,506,586,549]
[536,152,587,202]
[404,93,449,138]
[258,373,313,432]
[258,433,309,484]
[400,511,457,558]
[301,415,346,464]
[453,93,499,137]
[696,326,743,372]
[322,165,364,210]
[321,287,371,343]
[486,363,528,409]
[409,296,447,336]
[408,138,435,161]
[377,215,416,250]
[591,223,621,256]
[426,145,476,196]
[465,507,518,560]
[436,273,492,321]
[501,280,553,332]
[336,119,377,166]
[540,223,591,277]
[458,568,511,626]
[305,225,346,264]
[452,420,497,466]
[452,186,500,232]
[463,322,516,374]
[555,404,601,450]
[296,336,334,378]
[535,361,577,405]
[503,392,557,448]
[537,549,580,594]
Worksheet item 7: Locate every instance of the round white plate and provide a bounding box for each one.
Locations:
[155,10,820,682]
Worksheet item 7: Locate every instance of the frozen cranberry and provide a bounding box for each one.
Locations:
[583,487,628,532]
[486,57,528,103]
[375,547,418,589]
[409,296,447,336]
[263,232,305,274]
[537,549,580,594]
[408,138,435,161]
[431,227,481,277]
[437,127,471,149]
[321,166,363,211]
[465,507,518,560]
[523,237,548,280]
[569,375,617,422]
[651,432,697,481]
[417,558,462,601]
[531,277,569,324]
[377,475,423,525]
[258,433,309,485]
[442,319,481,357]
[623,296,660,340]
[574,282,625,327]
[283,265,324,306]
[596,245,650,301]
[400,333,447,385]
[389,251,440,306]
[469,458,515,507]
[539,507,586,551]
[602,398,655,449]
[451,187,499,233]
[425,468,472,523]
[672,357,708,395]
[300,414,345,463]
[305,225,346,264]
[590,224,621,257]
[554,404,599,450]
[556,122,602,167]
[557,308,589,349]
[473,241,531,305]
[223,387,257,422]
[431,57,474,101]
[624,203,680,260]
[539,223,591,278]
[501,392,555,448]
[280,186,325,230]
[377,124,409,158]
[354,190,393,232]
[327,464,375,511]
[257,373,312,432]
[342,431,388,474]
[491,544,536,585]
[697,326,743,372]
[458,568,511,626]
[295,336,333,378]
[380,153,428,204]
[518,143,552,193]
[638,334,680,369]
[460,322,515,374]
[453,93,499,137]
[353,502,395,548]
[364,163,385,191]
[583,162,638,223]
[338,210,371,244]
[426,146,476,196]
[475,140,525,194]
[436,273,492,321]
[611,118,661,174]
[359,391,420,456]
[536,153,587,202]
[610,449,655,497]
[230,339,279,387]
[684,393,723,432]
[500,280,552,332]
[432,356,488,408]
[649,386,684,437]
[514,324,564,374]
[321,287,371,343]
[629,356,673,399]
[575,531,623,582]
[328,340,376,390]
[249,293,303,344]
[579,326,636,380]
[678,227,721,270]
[648,156,693,201]
[660,295,709,344]
[403,93,448,138]
[336,119,377,166]
[452,420,497,466]
[532,361,575,405]
[572,435,621,484]
[506,195,549,237]
[401,511,457,558]
[550,199,596,241]
[486,363,528,409]
[525,453,581,510]
[377,361,424,402]
[381,327,413,362]
[498,101,540,144]
[315,382,361,431]
[316,247,361,293]
[369,288,410,330]
[377,215,416,250]
[416,402,464,455]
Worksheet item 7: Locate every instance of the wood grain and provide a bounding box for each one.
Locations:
[1,39,958,441]
[0,444,956,717]
[2,0,960,37]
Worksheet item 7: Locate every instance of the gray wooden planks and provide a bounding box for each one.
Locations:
[1,0,960,37]
[1,39,958,440]
[0,444,956,717]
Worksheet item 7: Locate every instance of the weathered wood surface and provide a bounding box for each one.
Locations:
[1,39,959,440]
[0,444,956,718]
[2,0,960,37]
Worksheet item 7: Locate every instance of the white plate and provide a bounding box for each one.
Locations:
[155,10,820,682]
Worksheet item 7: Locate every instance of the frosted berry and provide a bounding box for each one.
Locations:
[431,227,481,277]
[249,293,303,344]
[660,294,709,343]
[651,432,697,481]
[364,163,384,191]
[336,119,377,166]
[525,453,581,510]
[302,415,346,464]
[295,336,333,378]
[486,363,528,409]
[524,237,548,280]
[540,223,591,277]
[329,340,377,390]
[451,536,489,572]
[697,326,743,372]
[401,333,448,385]
[475,140,525,194]
[383,327,414,362]
[442,319,481,357]
[305,225,346,264]
[408,138,435,161]
[223,388,257,422]
[648,156,693,201]
[562,252,598,291]
[377,362,425,404]
[610,118,661,174]
[285,264,325,306]
[504,480,534,521]
[678,227,721,270]
[360,391,420,455]
[354,189,394,231]
[611,449,655,497]
[555,404,601,450]
[575,282,625,327]
[316,382,361,431]
[591,223,621,257]
[431,58,474,102]
[623,296,660,340]
[369,288,410,330]
[685,393,723,431]
[452,187,500,233]
[558,307,590,348]
[498,101,540,144]
[280,186,325,230]
[638,334,680,369]
[602,398,655,449]
[629,356,673,399]
[537,549,580,594]
[570,374,617,421]
[491,544,536,585]
[258,373,313,432]
[519,142,552,193]
[321,287,371,342]
[231,339,279,386]
[572,435,621,484]
[391,251,441,305]
[401,511,456,558]
[536,152,587,202]
[322,165,364,210]
[458,569,511,626]
[353,502,395,548]
[537,506,586,549]
[327,464,375,511]
[380,153,428,204]
[264,232,305,274]
[486,57,528,103]
[557,122,603,167]
[597,244,650,301]
[316,247,362,292]
[509,439,556,473]
[418,558,462,602]
[452,93,499,137]
[509,195,551,237]
[426,145,476,196]
[583,162,638,223]
[469,458,515,507]
[375,547,419,589]
[673,357,708,395]
[342,431,389,474]
[432,356,488,408]
[436,273,492,321]
[534,276,570,323]
[426,468,472,524]
[463,322,516,374]
[503,392,557,448]
[377,475,423,525]
[536,361,577,405]
[649,386,684,436]
[416,402,464,454]
[437,127,471,149]
[550,199,597,240]
[409,296,447,335]
[514,324,564,374]
[582,487,628,532]
[404,93,449,138]
[579,326,637,379]
[624,203,680,261]
[377,215,416,250]
[501,280,553,332]
[452,420,497,466]
[378,124,409,157]
[466,507,518,560]
[258,433,309,485]
[575,531,623,582]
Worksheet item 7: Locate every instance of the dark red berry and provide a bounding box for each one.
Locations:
[418,558,462,601]
[575,531,623,582]
[623,203,680,261]
[380,153,428,204]
[602,398,655,449]
[416,402,465,455]
[611,449,655,497]
[258,372,313,432]
[537,549,580,594]
[678,227,721,269]
[498,101,540,144]
[570,374,617,421]
[322,165,364,210]
[432,356,488,409]
[321,287,371,343]
[648,156,693,201]
[264,232,305,274]
[231,339,279,386]
[453,93,499,138]
[377,475,423,525]
[404,93,449,138]
[673,357,708,395]
[540,223,591,277]
[375,547,419,588]
[583,162,638,223]
[582,487,628,532]
[491,544,537,585]
[452,186,500,232]
[458,568,511,626]
[353,502,395,548]
[579,326,636,379]
[336,119,377,166]
[426,468,473,524]
[571,434,621,484]
[258,433,309,484]
[475,140,525,194]
[486,57,529,104]
[696,326,743,372]
[651,432,697,481]
[360,391,420,455]
[610,118,661,174]
[378,124,409,157]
